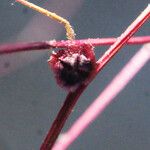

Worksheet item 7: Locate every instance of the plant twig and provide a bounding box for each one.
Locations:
[40,5,150,150]
[40,84,86,150]
[0,42,51,55]
[50,36,150,48]
[0,36,150,55]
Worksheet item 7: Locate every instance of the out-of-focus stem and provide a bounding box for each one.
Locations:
[0,42,51,55]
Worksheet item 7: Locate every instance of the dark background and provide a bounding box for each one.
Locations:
[0,0,150,149]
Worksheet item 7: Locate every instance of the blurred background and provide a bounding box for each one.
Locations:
[0,0,150,149]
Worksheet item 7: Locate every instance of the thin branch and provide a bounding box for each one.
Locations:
[50,36,150,47]
[16,0,75,40]
[53,43,150,150]
[0,42,51,55]
[40,85,86,150]
[0,36,150,55]
[40,5,150,150]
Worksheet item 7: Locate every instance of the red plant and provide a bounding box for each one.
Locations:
[0,1,150,150]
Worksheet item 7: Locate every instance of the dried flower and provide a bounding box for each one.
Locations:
[48,43,96,91]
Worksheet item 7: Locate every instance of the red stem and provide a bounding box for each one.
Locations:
[40,5,150,150]
[40,85,86,150]
[0,36,150,55]
[51,36,150,47]
[0,42,51,55]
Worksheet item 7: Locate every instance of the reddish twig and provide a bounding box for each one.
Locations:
[50,36,150,48]
[52,43,150,150]
[40,85,86,150]
[40,5,150,150]
[0,36,150,55]
[0,42,51,55]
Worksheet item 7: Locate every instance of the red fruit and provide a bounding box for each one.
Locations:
[48,43,96,91]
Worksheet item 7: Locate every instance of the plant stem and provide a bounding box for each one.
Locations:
[0,42,51,55]
[51,36,150,47]
[40,84,86,150]
[40,5,150,150]
[0,36,150,55]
